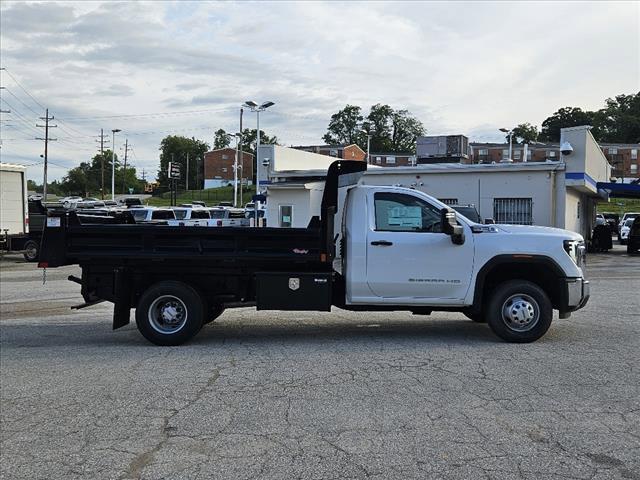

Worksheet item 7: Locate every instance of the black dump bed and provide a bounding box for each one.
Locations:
[39,160,367,270]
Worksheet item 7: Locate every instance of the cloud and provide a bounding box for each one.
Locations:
[1,0,637,182]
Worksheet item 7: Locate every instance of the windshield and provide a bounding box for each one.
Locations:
[152,210,176,220]
[209,209,227,219]
[191,210,210,219]
[131,210,148,221]
[173,209,188,220]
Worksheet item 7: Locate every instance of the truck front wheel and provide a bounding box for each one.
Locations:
[486,280,552,343]
[135,281,204,346]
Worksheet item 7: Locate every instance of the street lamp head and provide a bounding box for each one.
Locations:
[244,101,258,108]
[112,129,121,133]
[499,128,510,133]
[260,101,275,109]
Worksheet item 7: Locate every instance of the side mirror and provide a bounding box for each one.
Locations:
[440,208,465,245]
[484,218,495,224]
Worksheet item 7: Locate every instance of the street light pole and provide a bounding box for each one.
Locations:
[499,128,513,161]
[111,129,121,200]
[244,101,275,226]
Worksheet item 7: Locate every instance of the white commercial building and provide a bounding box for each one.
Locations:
[261,126,611,242]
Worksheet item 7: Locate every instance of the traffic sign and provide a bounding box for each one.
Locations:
[168,161,181,179]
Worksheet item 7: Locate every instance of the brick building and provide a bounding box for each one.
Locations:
[203,147,254,189]
[469,142,639,179]
[369,153,417,167]
[291,144,366,161]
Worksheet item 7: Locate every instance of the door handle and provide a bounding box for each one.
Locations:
[371,240,393,246]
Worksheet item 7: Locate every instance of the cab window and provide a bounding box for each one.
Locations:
[374,192,442,232]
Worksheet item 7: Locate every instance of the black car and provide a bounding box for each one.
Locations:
[452,205,482,224]
[627,217,640,254]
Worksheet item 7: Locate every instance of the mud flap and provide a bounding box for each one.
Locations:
[113,267,131,330]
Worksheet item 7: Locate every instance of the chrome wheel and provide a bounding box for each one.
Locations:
[501,294,539,332]
[148,295,188,334]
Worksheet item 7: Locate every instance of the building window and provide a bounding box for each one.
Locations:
[222,167,227,173]
[329,149,338,157]
[478,149,488,155]
[439,198,459,205]
[631,164,638,174]
[513,150,521,160]
[279,205,293,228]
[527,150,532,160]
[478,149,489,163]
[493,198,533,225]
[386,156,396,164]
[502,149,509,158]
[376,157,382,164]
[549,151,556,158]
[609,148,618,155]
[631,149,638,160]
[222,154,228,160]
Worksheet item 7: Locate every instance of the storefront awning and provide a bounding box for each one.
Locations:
[597,182,640,199]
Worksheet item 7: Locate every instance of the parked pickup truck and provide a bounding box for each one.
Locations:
[38,160,590,346]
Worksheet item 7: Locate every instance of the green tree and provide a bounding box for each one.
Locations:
[322,105,364,147]
[324,104,425,153]
[389,108,426,152]
[158,135,209,190]
[213,128,231,149]
[27,179,41,192]
[596,92,640,143]
[510,123,539,144]
[539,107,597,142]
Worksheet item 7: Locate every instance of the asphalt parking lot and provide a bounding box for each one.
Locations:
[1,246,639,480]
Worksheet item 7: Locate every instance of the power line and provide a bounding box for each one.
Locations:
[0,67,46,110]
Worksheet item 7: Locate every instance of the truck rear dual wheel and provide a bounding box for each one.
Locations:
[135,281,204,346]
[23,240,39,262]
[486,280,552,343]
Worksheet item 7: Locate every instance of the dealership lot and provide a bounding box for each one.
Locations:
[1,248,639,480]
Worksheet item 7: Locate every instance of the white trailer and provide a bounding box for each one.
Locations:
[1,163,29,244]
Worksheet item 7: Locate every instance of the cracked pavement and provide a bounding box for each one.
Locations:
[1,246,639,479]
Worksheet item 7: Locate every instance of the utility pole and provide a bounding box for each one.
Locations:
[186,152,189,191]
[238,107,243,206]
[36,109,57,201]
[96,129,111,199]
[121,138,131,194]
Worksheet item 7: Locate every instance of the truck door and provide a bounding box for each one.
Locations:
[366,191,474,302]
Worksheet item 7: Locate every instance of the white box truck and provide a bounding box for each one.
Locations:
[0,163,30,256]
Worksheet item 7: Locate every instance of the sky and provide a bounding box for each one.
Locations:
[1,0,638,182]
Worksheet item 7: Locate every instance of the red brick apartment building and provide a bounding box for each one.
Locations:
[203,147,254,189]
[469,142,639,179]
[291,144,366,161]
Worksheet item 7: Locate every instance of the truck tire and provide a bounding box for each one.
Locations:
[135,281,205,346]
[205,304,225,325]
[486,280,552,343]
[23,240,39,262]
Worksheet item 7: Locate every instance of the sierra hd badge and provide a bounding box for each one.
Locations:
[289,278,300,291]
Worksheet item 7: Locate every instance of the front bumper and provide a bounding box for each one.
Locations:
[564,277,590,313]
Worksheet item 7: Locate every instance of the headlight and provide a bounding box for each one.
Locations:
[564,240,586,268]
